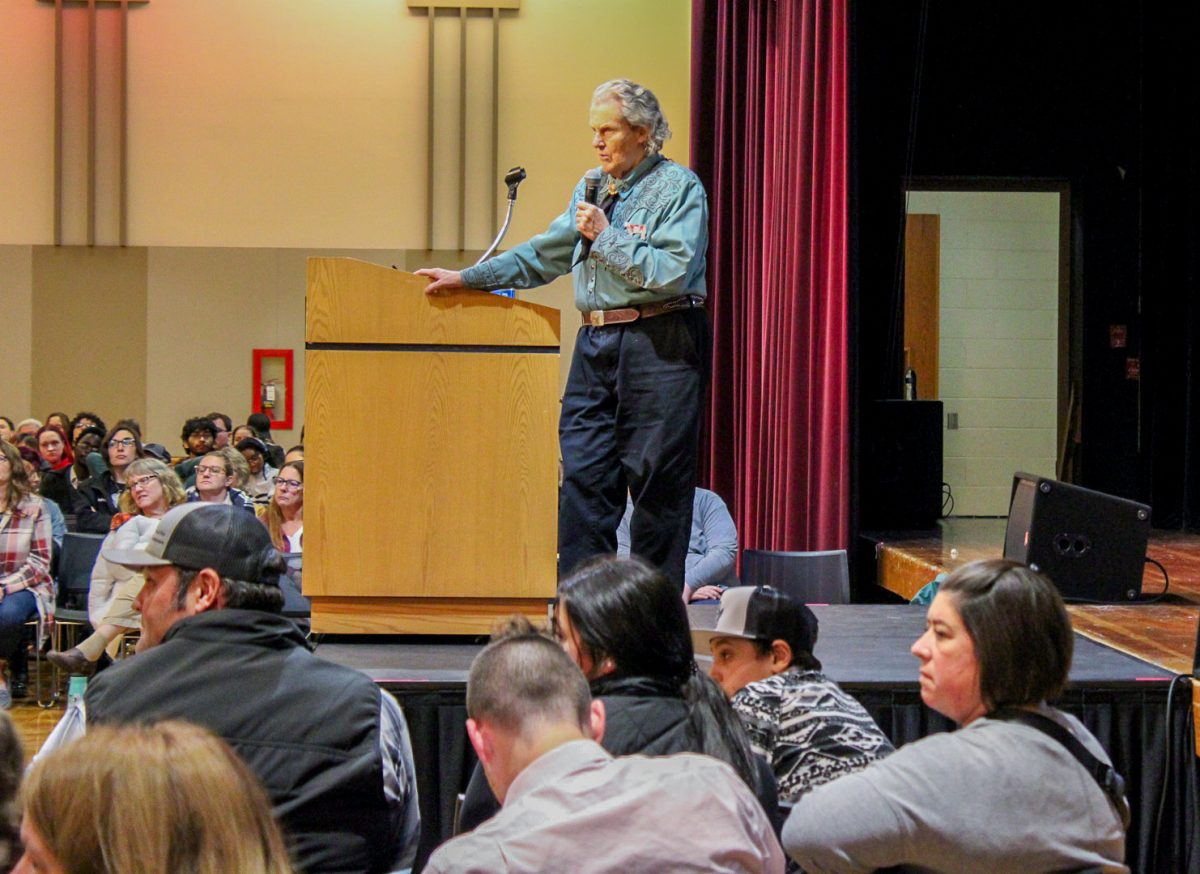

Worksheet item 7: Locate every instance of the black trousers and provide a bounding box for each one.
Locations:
[558,307,710,586]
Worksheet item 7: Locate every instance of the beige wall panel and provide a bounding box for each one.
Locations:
[0,247,34,419]
[31,246,147,427]
[0,3,55,243]
[145,247,309,447]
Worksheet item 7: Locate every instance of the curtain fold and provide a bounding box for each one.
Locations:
[692,0,849,552]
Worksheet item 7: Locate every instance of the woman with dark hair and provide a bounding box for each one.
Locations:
[458,555,778,832]
[42,413,70,436]
[0,441,54,709]
[237,437,278,505]
[782,559,1128,874]
[72,420,142,534]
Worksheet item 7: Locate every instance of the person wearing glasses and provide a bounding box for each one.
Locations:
[261,461,303,553]
[72,420,142,534]
[186,451,255,513]
[48,459,186,675]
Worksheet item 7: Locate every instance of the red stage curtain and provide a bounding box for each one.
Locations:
[691,0,848,552]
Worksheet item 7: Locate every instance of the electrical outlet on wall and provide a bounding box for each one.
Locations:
[947,412,958,430]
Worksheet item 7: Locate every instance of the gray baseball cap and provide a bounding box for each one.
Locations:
[692,585,819,655]
[102,503,284,586]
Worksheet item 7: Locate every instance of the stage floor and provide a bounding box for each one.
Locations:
[863,518,1200,675]
[314,603,1175,690]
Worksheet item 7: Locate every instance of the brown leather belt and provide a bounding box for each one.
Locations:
[582,295,703,327]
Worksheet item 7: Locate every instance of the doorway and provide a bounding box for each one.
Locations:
[904,184,1070,517]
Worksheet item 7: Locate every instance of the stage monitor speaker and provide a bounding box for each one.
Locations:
[860,400,943,530]
[1003,472,1151,602]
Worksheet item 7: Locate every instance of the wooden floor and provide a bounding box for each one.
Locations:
[868,518,1200,675]
[9,697,65,765]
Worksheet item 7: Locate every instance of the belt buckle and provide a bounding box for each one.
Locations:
[588,310,606,328]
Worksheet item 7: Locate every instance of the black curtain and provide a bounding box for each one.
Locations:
[851,0,1200,528]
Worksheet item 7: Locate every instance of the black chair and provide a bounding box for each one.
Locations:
[740,548,850,604]
[47,532,105,702]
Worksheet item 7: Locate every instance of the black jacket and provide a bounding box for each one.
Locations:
[71,469,124,534]
[87,610,400,874]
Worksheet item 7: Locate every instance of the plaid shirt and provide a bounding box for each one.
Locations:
[0,494,54,597]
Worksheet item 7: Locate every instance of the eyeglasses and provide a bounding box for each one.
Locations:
[128,474,160,491]
[108,438,137,448]
[273,477,303,491]
[195,464,227,476]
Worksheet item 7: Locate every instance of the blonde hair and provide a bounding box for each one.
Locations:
[216,446,251,489]
[117,458,186,516]
[263,461,303,551]
[21,721,294,874]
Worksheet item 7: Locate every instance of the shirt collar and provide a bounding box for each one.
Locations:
[605,152,664,200]
[504,739,610,805]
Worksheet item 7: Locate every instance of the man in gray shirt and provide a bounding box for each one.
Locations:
[426,617,784,874]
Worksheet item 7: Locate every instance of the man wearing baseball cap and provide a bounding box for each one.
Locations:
[55,503,420,874]
[694,586,893,805]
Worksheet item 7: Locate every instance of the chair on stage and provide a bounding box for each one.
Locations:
[740,548,850,605]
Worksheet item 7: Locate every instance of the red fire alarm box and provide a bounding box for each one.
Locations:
[252,349,294,430]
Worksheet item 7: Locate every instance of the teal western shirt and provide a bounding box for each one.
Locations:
[460,153,708,312]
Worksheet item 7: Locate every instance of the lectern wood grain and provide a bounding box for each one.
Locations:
[305,258,560,634]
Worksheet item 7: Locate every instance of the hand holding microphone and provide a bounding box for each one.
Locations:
[576,169,607,259]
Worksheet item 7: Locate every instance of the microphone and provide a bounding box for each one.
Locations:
[580,169,603,261]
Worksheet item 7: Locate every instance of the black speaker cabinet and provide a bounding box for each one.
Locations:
[1003,472,1151,602]
[860,400,943,530]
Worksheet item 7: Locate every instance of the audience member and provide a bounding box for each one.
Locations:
[262,461,303,551]
[696,586,893,805]
[0,419,12,445]
[782,559,1129,873]
[17,449,65,552]
[35,425,75,511]
[617,486,739,602]
[69,426,105,484]
[459,554,778,831]
[18,721,294,874]
[247,412,287,468]
[238,437,278,504]
[141,443,172,464]
[209,411,233,449]
[283,444,304,465]
[73,420,141,534]
[52,503,420,873]
[43,412,69,433]
[68,411,106,445]
[186,450,255,512]
[232,423,256,445]
[218,445,252,489]
[49,459,187,675]
[0,441,53,710]
[426,617,785,874]
[13,420,40,442]
[180,416,216,458]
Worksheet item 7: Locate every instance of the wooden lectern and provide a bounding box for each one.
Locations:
[304,258,560,634]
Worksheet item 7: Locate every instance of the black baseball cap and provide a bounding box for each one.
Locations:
[692,586,819,656]
[102,503,285,586]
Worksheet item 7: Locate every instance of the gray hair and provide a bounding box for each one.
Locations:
[592,79,671,155]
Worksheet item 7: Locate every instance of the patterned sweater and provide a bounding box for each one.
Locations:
[732,668,894,804]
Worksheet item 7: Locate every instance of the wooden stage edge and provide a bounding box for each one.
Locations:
[865,518,1200,677]
[310,597,554,636]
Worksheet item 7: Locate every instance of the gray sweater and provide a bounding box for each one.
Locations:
[781,704,1127,874]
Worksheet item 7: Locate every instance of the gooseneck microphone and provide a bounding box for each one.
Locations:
[579,169,603,261]
[475,166,527,265]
